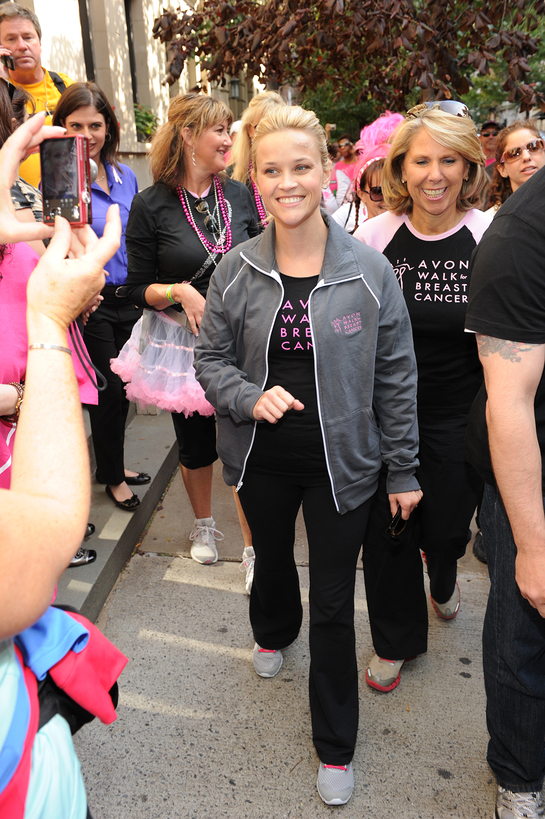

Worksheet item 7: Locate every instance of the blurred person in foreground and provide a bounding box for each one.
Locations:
[0,112,127,818]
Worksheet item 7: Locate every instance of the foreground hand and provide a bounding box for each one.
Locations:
[0,112,66,244]
[515,547,545,618]
[253,385,305,423]
[388,489,423,520]
[27,207,121,330]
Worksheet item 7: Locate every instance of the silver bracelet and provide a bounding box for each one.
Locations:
[28,343,72,355]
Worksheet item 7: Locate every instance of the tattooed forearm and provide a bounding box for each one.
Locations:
[476,334,539,363]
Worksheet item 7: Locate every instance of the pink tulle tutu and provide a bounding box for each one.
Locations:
[110,310,214,418]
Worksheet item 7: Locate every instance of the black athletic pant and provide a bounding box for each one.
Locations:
[84,289,142,485]
[363,471,428,660]
[238,469,371,765]
[363,412,483,660]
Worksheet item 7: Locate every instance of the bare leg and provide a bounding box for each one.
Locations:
[180,463,213,519]
[109,480,135,502]
[233,486,253,549]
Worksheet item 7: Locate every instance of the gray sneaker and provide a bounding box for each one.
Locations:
[252,643,283,678]
[317,762,354,805]
[431,582,461,620]
[366,654,406,692]
[496,786,544,818]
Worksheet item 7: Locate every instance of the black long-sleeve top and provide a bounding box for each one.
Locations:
[125,178,260,305]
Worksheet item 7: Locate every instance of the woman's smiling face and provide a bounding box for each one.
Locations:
[401,127,469,231]
[254,128,327,231]
[63,105,108,162]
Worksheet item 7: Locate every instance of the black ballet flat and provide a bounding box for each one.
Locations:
[69,548,97,567]
[85,522,95,539]
[125,472,151,486]
[106,485,140,511]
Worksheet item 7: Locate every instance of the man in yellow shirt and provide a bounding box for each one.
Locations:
[0,2,73,187]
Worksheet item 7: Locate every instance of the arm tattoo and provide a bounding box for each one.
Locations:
[476,334,539,363]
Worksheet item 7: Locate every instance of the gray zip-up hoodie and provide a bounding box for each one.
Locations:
[195,215,420,514]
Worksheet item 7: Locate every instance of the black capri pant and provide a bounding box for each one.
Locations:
[170,410,218,469]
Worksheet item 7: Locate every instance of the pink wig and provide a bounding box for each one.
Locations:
[355,111,404,156]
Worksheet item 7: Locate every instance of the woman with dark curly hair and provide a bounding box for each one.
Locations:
[487,119,545,213]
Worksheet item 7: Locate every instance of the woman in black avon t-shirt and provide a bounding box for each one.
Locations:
[124,93,259,568]
[356,104,493,693]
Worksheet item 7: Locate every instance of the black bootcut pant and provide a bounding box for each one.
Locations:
[363,412,483,660]
[83,290,142,486]
[238,469,371,766]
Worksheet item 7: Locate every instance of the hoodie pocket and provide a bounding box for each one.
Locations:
[323,406,381,491]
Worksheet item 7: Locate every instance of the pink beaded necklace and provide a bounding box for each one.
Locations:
[248,159,267,223]
[176,175,232,255]
[252,178,267,223]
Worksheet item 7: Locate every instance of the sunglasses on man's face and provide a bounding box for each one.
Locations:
[481,130,500,138]
[500,138,545,165]
[338,141,352,148]
[361,185,383,202]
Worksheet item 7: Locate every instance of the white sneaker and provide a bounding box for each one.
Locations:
[239,546,255,595]
[189,517,223,564]
[252,643,283,677]
[496,786,544,818]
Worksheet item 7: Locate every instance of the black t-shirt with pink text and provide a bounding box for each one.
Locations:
[356,210,493,417]
[247,273,328,475]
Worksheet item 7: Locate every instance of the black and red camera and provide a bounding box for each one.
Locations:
[40,134,92,227]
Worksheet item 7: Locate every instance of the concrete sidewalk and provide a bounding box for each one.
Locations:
[55,408,178,620]
[73,461,493,819]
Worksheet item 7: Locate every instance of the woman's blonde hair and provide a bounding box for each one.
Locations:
[382,110,486,215]
[149,92,232,190]
[251,106,330,176]
[230,91,286,183]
